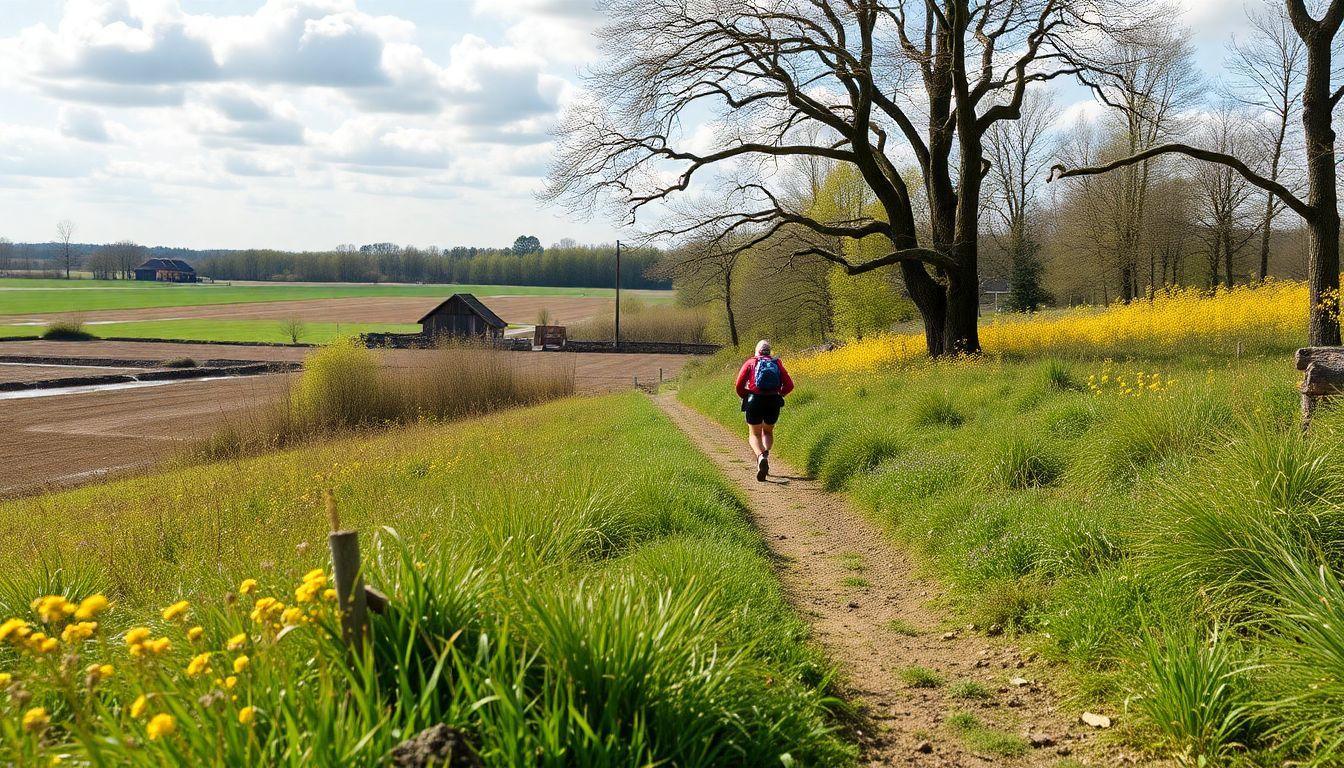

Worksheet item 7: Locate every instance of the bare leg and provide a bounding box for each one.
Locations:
[748,424,766,457]
[761,424,774,455]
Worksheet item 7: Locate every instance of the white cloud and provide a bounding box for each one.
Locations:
[59,106,112,142]
[0,123,105,176]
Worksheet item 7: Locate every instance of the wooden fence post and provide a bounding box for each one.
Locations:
[325,490,369,651]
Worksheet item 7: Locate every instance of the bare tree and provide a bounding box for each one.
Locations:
[1054,0,1344,346]
[655,234,744,347]
[547,0,1138,357]
[986,91,1058,310]
[1227,3,1306,281]
[279,317,306,344]
[1189,106,1263,287]
[56,219,77,280]
[0,238,13,277]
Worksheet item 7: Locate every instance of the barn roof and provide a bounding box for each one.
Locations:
[136,258,195,272]
[417,293,508,328]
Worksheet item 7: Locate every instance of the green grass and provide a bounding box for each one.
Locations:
[679,352,1344,765]
[0,393,854,766]
[948,680,992,700]
[0,278,667,315]
[945,711,1029,757]
[840,576,872,588]
[885,618,921,636]
[1,319,423,344]
[899,666,944,688]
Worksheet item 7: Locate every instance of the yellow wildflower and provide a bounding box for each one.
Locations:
[226,632,247,651]
[281,606,307,626]
[322,588,337,602]
[0,617,31,643]
[238,706,255,726]
[250,597,284,626]
[0,672,11,687]
[124,627,152,646]
[22,706,49,733]
[130,694,149,718]
[31,595,76,624]
[74,594,109,620]
[144,637,172,655]
[28,633,58,654]
[161,600,190,622]
[233,655,250,674]
[187,626,205,643]
[61,621,98,644]
[238,579,258,596]
[146,713,176,741]
[224,675,238,689]
[186,652,212,678]
[302,569,326,584]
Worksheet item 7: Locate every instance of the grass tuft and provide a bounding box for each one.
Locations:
[899,666,944,688]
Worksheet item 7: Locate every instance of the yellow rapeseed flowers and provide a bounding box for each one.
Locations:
[187,626,205,643]
[238,579,258,596]
[74,594,109,620]
[31,596,76,624]
[238,706,256,726]
[226,632,248,651]
[130,694,149,718]
[22,707,49,733]
[233,655,250,674]
[797,281,1310,376]
[186,652,212,678]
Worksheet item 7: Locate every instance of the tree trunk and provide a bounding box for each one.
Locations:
[723,271,739,348]
[901,261,946,356]
[943,264,980,354]
[1223,227,1235,289]
[1303,34,1341,346]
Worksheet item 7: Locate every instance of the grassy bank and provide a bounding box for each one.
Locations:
[681,353,1344,765]
[0,393,853,765]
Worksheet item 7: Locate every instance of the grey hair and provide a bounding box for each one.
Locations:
[755,339,772,356]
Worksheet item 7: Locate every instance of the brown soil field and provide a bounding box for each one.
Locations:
[0,363,150,384]
[0,295,612,327]
[0,340,693,497]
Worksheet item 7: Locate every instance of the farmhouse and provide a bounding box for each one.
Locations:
[418,293,508,340]
[133,258,197,283]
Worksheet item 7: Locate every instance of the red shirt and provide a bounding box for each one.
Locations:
[735,355,794,398]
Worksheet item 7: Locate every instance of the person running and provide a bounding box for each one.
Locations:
[735,339,794,481]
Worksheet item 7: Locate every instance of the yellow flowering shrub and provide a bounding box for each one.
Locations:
[798,280,1309,376]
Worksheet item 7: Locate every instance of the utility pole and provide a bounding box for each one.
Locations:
[614,239,621,351]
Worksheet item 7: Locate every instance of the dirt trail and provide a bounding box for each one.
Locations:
[655,393,1122,767]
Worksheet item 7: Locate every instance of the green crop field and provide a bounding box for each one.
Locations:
[0,394,852,765]
[0,278,666,316]
[0,319,423,344]
[681,352,1344,764]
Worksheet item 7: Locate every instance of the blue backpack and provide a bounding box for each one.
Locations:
[753,356,782,392]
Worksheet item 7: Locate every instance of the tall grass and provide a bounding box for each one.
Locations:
[0,394,854,766]
[678,353,1344,764]
[568,299,711,343]
[40,315,94,341]
[195,340,575,459]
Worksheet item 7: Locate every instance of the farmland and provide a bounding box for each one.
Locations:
[0,394,851,765]
[0,340,692,495]
[0,278,673,344]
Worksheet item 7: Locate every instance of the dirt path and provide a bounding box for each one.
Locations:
[655,393,1121,767]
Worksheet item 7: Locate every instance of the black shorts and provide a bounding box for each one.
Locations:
[743,393,784,425]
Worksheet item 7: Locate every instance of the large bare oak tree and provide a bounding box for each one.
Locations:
[547,0,1128,356]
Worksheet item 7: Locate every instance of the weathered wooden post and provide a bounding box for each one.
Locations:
[325,490,369,651]
[1295,347,1344,431]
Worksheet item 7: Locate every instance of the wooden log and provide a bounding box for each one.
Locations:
[329,530,369,651]
[365,586,389,615]
[1295,347,1344,371]
[1300,361,1344,396]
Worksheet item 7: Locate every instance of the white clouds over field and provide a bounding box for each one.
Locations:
[0,0,604,248]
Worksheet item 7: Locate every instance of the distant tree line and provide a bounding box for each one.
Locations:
[0,235,670,290]
[198,242,668,289]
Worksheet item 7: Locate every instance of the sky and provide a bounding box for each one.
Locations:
[0,0,1257,251]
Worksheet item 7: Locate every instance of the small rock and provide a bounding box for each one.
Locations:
[847,601,860,610]
[914,740,933,754]
[391,724,483,768]
[1055,746,1073,757]
[1080,711,1112,729]
[1007,697,1023,708]
[973,659,989,669]
[1009,676,1029,687]
[1013,659,1026,669]
[986,623,1003,636]
[1028,733,1055,748]
[941,630,958,640]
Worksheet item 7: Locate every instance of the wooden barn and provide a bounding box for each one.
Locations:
[418,293,507,340]
[133,258,197,283]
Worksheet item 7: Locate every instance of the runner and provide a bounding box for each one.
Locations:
[734,340,794,481]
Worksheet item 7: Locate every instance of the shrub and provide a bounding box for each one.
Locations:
[1131,625,1256,762]
[194,341,576,460]
[1044,359,1081,391]
[41,317,94,341]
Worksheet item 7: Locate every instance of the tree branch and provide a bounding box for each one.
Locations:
[1048,142,1313,219]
